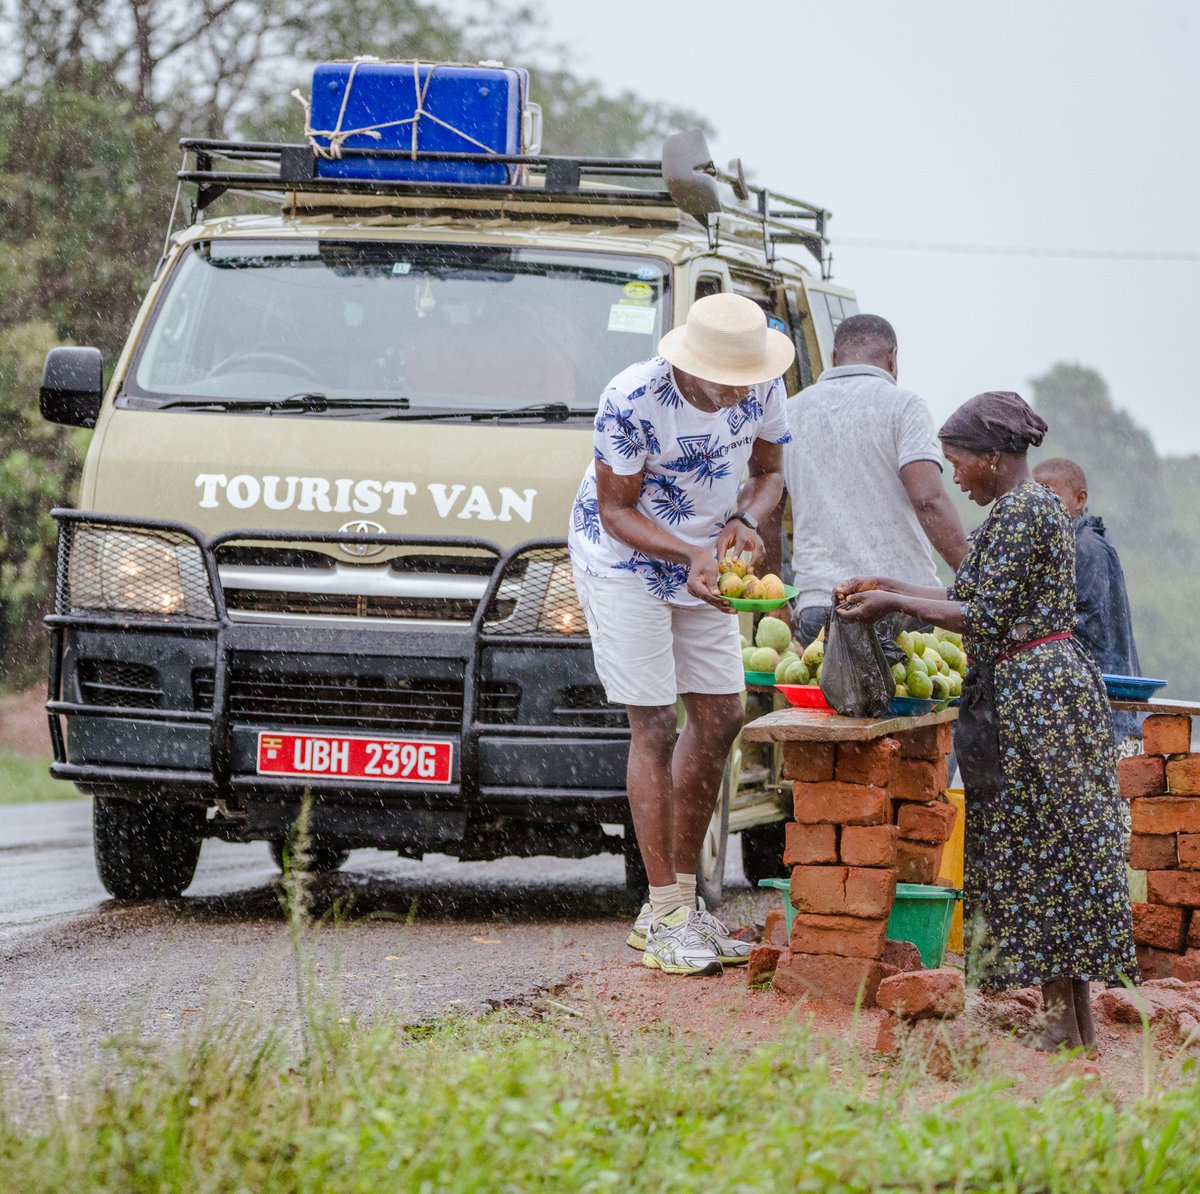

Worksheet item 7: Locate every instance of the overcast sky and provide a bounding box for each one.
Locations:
[514,0,1200,455]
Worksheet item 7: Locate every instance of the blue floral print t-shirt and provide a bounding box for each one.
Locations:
[567,355,791,606]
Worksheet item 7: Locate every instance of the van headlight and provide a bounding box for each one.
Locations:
[535,560,586,636]
[66,528,216,618]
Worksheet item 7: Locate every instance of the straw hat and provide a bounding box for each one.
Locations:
[657,293,795,386]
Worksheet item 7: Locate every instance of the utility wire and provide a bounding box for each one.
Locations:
[837,237,1200,262]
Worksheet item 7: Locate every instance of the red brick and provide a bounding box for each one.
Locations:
[790,866,896,919]
[1130,798,1200,836]
[1118,754,1166,799]
[1129,833,1178,871]
[1147,870,1200,907]
[793,781,890,826]
[896,800,957,845]
[896,840,943,885]
[1166,756,1200,796]
[1172,950,1200,983]
[781,741,835,783]
[789,912,888,959]
[890,758,948,802]
[1136,945,1177,981]
[898,721,952,761]
[1178,835,1200,870]
[763,907,790,949]
[876,967,965,1020]
[839,824,899,868]
[835,738,899,787]
[1131,902,1188,951]
[882,938,924,972]
[783,822,838,866]
[1190,917,1200,950]
[747,944,783,986]
[772,950,885,1005]
[1143,715,1192,756]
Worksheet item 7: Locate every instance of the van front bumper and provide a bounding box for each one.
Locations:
[46,511,631,851]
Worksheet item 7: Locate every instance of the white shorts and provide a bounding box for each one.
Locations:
[573,569,744,707]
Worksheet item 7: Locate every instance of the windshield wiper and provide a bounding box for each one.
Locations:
[149,393,411,414]
[378,402,593,424]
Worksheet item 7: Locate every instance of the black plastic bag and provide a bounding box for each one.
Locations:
[953,662,1003,794]
[819,609,894,718]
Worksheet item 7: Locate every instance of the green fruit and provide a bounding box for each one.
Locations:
[783,659,808,685]
[897,630,914,656]
[936,629,963,649]
[947,671,963,697]
[801,640,824,669]
[749,647,780,673]
[755,616,792,653]
[774,656,794,684]
[910,635,926,657]
[907,671,934,699]
[922,632,942,654]
[923,648,945,673]
[907,655,930,676]
[930,672,952,699]
[739,634,749,650]
[891,662,907,685]
[895,683,909,697]
[742,647,758,669]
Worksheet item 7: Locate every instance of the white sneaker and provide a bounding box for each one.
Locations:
[626,902,652,951]
[693,898,752,966]
[642,907,723,977]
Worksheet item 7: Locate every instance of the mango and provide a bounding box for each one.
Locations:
[755,616,792,653]
[748,647,780,672]
[891,661,907,685]
[783,658,809,685]
[719,554,748,578]
[801,640,824,670]
[742,647,758,669]
[906,671,934,699]
[718,572,745,598]
[759,573,786,600]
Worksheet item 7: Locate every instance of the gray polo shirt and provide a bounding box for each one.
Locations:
[783,364,943,610]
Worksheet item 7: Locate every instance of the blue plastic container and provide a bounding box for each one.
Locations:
[308,61,527,184]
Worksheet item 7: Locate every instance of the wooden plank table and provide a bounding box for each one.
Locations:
[1109,698,1200,716]
[742,704,957,744]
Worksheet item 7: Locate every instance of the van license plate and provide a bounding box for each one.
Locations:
[257,732,453,784]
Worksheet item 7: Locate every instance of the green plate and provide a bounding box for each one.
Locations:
[725,583,799,613]
[744,670,778,686]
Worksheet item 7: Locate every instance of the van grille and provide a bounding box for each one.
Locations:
[78,660,164,709]
[551,684,627,729]
[224,589,515,622]
[192,668,519,730]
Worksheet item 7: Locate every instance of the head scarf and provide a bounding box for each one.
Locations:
[938,391,1048,454]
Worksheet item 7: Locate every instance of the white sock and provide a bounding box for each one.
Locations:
[649,882,684,925]
[677,872,698,910]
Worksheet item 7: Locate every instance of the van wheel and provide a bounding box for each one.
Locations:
[739,821,787,886]
[93,795,204,900]
[696,765,731,910]
[269,838,350,875]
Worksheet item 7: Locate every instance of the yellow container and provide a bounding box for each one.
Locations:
[938,788,966,953]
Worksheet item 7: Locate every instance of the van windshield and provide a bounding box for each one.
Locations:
[126,240,670,416]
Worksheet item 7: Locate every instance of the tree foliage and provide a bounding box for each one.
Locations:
[1028,362,1200,699]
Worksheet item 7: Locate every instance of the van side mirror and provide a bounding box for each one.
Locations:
[41,347,103,428]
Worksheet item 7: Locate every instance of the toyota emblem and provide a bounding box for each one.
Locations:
[338,519,387,557]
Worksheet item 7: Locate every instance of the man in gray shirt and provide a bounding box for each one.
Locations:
[774,314,968,642]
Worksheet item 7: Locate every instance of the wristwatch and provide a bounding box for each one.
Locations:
[727,510,759,532]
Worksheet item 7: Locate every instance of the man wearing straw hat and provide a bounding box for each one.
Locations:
[568,293,795,976]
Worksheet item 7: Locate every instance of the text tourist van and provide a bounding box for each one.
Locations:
[39,60,858,903]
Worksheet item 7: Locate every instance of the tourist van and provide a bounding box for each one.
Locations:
[40,62,858,902]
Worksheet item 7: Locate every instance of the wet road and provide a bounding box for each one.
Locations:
[0,799,766,1100]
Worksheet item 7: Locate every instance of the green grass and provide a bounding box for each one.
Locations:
[3,1004,1200,1191]
[0,752,72,804]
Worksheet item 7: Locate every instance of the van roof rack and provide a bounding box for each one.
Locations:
[175,131,832,276]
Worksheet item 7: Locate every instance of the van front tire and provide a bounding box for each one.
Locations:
[93,795,204,899]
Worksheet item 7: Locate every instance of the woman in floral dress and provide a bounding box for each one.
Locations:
[836,390,1136,1053]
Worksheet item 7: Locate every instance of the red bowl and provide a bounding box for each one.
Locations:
[775,684,830,709]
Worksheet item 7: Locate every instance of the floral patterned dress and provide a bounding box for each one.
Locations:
[951,482,1137,990]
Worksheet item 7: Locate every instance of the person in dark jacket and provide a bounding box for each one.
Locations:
[1033,457,1141,745]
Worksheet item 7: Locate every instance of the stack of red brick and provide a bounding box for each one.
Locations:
[1122,713,1200,980]
[765,721,958,1005]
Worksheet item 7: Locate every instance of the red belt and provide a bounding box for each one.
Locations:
[997,631,1072,663]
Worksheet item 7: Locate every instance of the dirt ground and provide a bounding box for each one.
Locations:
[560,958,1200,1104]
[0,687,49,756]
